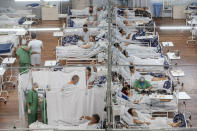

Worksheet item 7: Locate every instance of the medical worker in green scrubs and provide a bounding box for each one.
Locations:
[26,83,39,126]
[134,77,152,91]
[16,37,31,73]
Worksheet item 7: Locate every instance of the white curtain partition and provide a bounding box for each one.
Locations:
[18,67,106,127]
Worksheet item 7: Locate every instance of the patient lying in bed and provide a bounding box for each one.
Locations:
[29,114,101,130]
[80,36,96,49]
[114,47,165,72]
[122,108,181,128]
[79,114,100,129]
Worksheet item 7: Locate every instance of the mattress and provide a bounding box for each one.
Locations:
[0,43,13,54]
[0,35,19,47]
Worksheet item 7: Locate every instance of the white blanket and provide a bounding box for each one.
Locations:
[63,28,99,36]
[29,121,99,130]
[56,42,106,59]
[72,18,87,27]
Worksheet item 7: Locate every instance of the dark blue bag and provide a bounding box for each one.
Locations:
[173,113,186,127]
[163,81,171,89]
[18,17,26,25]
[26,3,39,7]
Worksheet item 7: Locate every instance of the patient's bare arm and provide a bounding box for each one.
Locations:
[152,77,167,81]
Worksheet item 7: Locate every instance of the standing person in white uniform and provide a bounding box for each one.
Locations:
[86,67,96,89]
[28,33,43,66]
[81,24,90,43]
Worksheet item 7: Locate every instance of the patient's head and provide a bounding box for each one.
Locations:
[71,75,79,85]
[114,43,122,52]
[112,72,118,82]
[92,114,100,123]
[89,6,94,14]
[123,20,128,25]
[129,65,135,74]
[122,50,128,57]
[86,67,91,76]
[114,43,120,48]
[97,7,103,11]
[119,29,126,36]
[32,83,39,91]
[83,24,88,32]
[31,33,37,39]
[89,36,96,42]
[121,86,130,96]
[128,108,137,116]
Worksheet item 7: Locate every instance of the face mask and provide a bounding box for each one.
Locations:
[22,39,26,45]
[139,81,144,86]
[34,88,39,92]
[139,77,145,82]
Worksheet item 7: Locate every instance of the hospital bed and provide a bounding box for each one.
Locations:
[62,28,100,46]
[113,92,185,129]
[0,15,21,28]
[69,7,93,17]
[68,17,88,27]
[0,34,19,59]
[0,7,35,27]
[119,107,190,129]
[115,28,159,47]
[0,34,19,47]
[112,47,168,72]
[114,66,175,93]
[116,7,152,18]
[61,28,106,46]
[114,92,178,115]
[114,8,155,33]
[0,7,32,18]
[56,41,106,65]
[68,7,107,28]
[111,73,180,122]
[68,15,107,28]
[0,66,8,104]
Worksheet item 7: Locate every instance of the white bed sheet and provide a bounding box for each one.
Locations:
[0,34,19,47]
[121,106,173,129]
[56,42,106,59]
[63,28,99,36]
[0,15,20,27]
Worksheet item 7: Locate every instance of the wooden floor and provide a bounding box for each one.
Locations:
[0,18,197,128]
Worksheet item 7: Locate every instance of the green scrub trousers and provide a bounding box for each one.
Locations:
[16,46,31,74]
[26,90,38,126]
[40,98,48,124]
